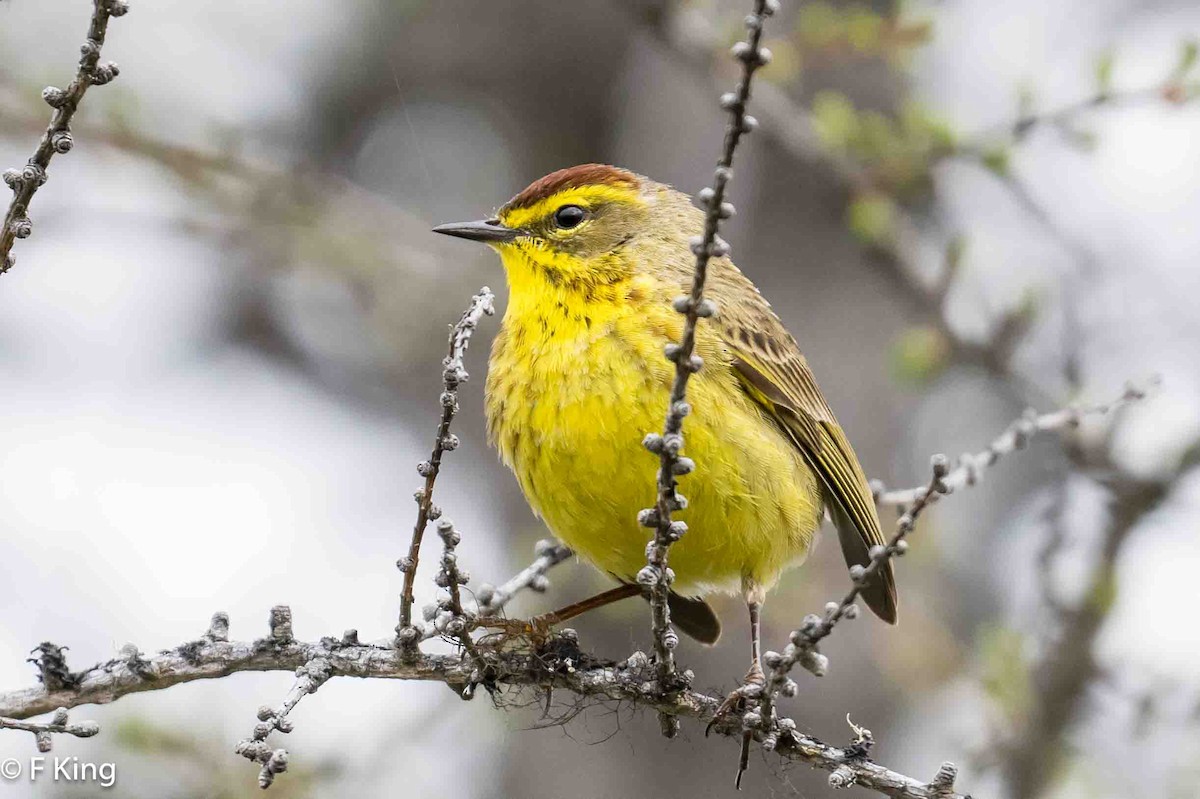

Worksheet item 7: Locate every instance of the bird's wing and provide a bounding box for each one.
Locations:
[711,271,897,623]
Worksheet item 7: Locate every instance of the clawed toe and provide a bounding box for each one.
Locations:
[473,614,554,642]
[705,666,765,737]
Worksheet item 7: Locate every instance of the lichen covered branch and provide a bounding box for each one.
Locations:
[637,0,779,704]
[1,0,129,275]
[0,607,968,798]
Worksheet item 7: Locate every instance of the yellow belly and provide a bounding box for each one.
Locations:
[486,302,823,597]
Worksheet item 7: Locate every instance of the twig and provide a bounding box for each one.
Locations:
[0,608,968,798]
[757,382,1153,727]
[637,0,778,711]
[0,707,98,753]
[425,517,489,692]
[871,381,1153,506]
[234,607,330,789]
[475,540,573,617]
[758,461,948,729]
[396,288,495,654]
[1,0,129,275]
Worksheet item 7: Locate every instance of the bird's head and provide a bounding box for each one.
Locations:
[434,165,691,294]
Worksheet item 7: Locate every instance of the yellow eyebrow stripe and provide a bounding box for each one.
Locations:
[500,184,644,231]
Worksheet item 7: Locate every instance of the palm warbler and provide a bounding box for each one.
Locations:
[434,164,895,688]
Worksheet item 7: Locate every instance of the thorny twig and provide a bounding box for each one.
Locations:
[396,288,495,654]
[1,0,129,274]
[637,0,778,717]
[0,608,971,799]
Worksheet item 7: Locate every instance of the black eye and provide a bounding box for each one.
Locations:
[552,205,586,229]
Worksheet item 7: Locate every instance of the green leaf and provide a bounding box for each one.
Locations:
[980,146,1011,177]
[1087,565,1118,615]
[1176,39,1199,78]
[811,91,860,151]
[1094,49,1116,100]
[978,626,1033,725]
[846,194,896,246]
[890,326,951,386]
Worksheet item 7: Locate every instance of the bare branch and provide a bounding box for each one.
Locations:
[0,707,98,753]
[0,609,968,799]
[872,381,1155,506]
[755,382,1153,731]
[425,517,489,688]
[637,0,778,709]
[234,609,332,789]
[396,288,495,653]
[476,540,573,617]
[1,0,130,275]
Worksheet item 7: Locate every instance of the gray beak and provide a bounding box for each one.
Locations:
[432,218,519,243]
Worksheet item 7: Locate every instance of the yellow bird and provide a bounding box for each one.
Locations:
[434,164,895,690]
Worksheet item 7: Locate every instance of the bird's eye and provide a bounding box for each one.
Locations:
[552,205,586,229]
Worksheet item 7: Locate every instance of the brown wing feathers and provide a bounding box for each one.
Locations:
[714,271,898,624]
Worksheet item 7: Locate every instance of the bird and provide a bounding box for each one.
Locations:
[433,164,895,700]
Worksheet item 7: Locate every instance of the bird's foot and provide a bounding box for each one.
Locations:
[472,613,557,643]
[705,661,766,737]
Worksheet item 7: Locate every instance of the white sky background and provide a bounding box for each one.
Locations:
[0,0,1197,796]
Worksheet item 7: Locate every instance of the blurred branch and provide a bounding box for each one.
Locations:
[0,607,969,799]
[623,5,1199,389]
[619,0,1027,380]
[1,0,129,275]
[1002,476,1170,798]
[994,425,1200,796]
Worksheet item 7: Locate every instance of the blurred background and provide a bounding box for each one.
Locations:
[1,0,1198,796]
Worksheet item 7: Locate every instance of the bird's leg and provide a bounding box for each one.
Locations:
[528,583,642,633]
[475,583,641,640]
[707,584,767,735]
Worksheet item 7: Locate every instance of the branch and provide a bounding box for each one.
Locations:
[754,382,1152,734]
[0,609,969,799]
[475,540,574,617]
[0,707,98,753]
[871,381,1154,506]
[637,0,778,711]
[1,0,129,275]
[1002,477,1168,798]
[396,288,495,653]
[619,0,958,361]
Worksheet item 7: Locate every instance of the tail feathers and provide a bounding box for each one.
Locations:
[664,592,722,645]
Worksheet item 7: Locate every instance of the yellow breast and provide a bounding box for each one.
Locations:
[485,272,823,596]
